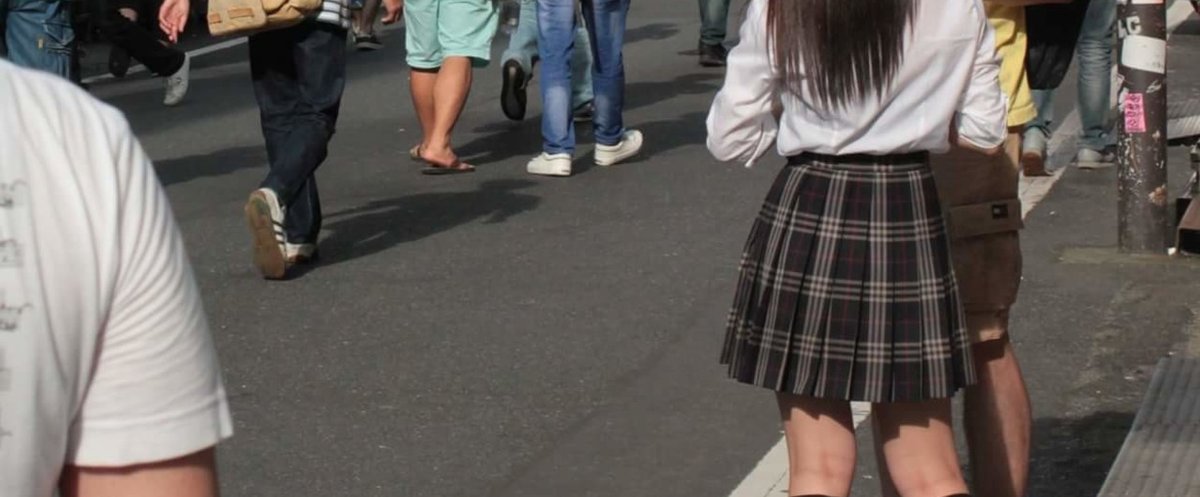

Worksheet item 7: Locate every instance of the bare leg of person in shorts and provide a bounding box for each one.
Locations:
[385,0,498,174]
[875,131,1033,497]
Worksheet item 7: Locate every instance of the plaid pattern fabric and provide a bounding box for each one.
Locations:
[720,153,976,402]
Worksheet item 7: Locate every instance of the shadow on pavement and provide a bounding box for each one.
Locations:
[154,144,265,186]
[310,179,541,267]
[636,111,708,159]
[1026,410,1134,497]
[625,22,679,44]
[626,71,722,112]
[457,117,547,166]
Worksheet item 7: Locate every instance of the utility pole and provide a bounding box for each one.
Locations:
[1117,0,1169,254]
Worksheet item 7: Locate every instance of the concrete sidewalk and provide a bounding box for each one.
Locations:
[972,21,1200,496]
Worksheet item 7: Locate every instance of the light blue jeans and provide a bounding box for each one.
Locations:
[0,0,74,79]
[502,0,593,109]
[1025,0,1117,152]
[537,0,628,154]
[697,0,729,46]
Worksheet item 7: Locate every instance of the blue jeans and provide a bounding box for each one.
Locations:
[697,0,729,46]
[537,0,628,154]
[502,0,593,108]
[250,22,347,244]
[1025,0,1116,152]
[0,0,73,78]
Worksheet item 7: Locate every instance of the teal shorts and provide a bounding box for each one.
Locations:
[404,0,499,69]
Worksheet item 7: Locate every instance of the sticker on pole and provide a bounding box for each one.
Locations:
[1125,93,1147,133]
[1122,35,1167,74]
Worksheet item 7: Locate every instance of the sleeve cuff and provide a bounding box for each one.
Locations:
[68,392,234,467]
[742,122,778,168]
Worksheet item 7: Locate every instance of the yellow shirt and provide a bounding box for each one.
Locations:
[985,4,1037,127]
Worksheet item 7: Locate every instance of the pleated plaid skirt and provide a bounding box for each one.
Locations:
[720,152,976,402]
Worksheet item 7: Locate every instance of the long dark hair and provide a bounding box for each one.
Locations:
[768,0,918,109]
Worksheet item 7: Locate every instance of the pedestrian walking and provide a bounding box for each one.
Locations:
[498,0,594,122]
[100,0,191,106]
[708,0,1007,495]
[382,0,499,174]
[161,0,351,280]
[525,0,642,177]
[695,0,729,66]
[0,57,232,497]
[1022,0,1116,174]
[350,0,384,51]
[871,3,1054,497]
[0,0,74,79]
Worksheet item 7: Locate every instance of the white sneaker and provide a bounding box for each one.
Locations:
[244,188,288,279]
[163,54,190,107]
[526,152,573,177]
[1074,148,1116,170]
[285,242,318,265]
[594,129,643,166]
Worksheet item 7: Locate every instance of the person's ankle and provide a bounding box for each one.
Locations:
[422,140,452,155]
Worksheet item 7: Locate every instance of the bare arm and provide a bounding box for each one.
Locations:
[60,449,219,497]
[948,119,1003,155]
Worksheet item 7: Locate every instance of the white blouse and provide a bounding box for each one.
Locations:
[706,0,1008,167]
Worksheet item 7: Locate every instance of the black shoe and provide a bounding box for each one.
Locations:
[108,45,131,78]
[501,59,528,121]
[573,101,594,123]
[355,33,383,51]
[698,42,727,67]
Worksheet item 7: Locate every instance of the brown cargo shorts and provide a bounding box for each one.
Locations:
[931,132,1024,343]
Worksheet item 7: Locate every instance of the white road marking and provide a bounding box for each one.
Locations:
[728,5,1197,496]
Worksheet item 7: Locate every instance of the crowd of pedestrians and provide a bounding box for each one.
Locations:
[2,0,1123,496]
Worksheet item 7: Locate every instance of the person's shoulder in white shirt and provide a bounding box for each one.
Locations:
[706,0,1008,166]
[0,59,232,497]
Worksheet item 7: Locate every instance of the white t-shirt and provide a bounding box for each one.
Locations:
[0,59,233,497]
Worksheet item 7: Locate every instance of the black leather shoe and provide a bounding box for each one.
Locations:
[698,41,728,67]
[500,59,528,121]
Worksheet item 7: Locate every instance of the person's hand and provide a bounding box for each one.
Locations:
[159,0,191,43]
[382,0,404,24]
[948,119,1003,156]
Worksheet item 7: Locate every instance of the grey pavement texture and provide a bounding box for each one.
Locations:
[80,3,1200,497]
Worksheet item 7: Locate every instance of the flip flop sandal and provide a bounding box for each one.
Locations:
[409,145,423,162]
[420,161,476,175]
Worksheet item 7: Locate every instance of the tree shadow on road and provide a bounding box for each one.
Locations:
[309,179,541,267]
[153,144,265,186]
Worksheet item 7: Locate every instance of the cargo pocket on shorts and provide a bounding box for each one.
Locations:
[946,199,1024,310]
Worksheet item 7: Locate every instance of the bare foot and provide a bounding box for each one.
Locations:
[419,144,475,174]
[420,145,475,172]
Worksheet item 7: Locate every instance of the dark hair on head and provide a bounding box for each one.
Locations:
[768,0,918,110]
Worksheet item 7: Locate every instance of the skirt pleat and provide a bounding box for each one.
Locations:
[720,153,976,403]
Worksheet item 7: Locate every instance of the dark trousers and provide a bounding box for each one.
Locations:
[249,21,346,245]
[99,0,185,76]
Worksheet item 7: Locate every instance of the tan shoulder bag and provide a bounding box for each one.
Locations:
[207,0,324,37]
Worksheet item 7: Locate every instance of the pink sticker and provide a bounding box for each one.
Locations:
[1125,93,1147,133]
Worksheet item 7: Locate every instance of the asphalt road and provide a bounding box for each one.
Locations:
[82,2,1200,496]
